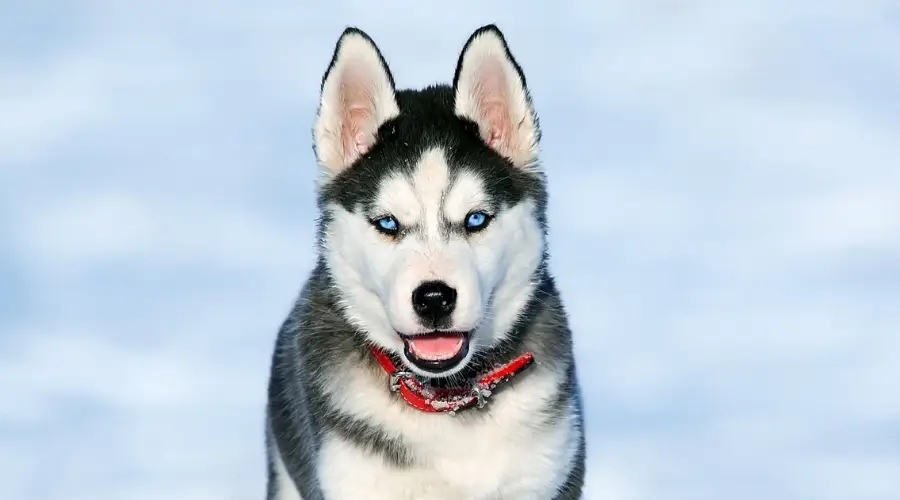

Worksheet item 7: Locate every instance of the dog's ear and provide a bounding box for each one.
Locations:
[453,25,540,170]
[314,28,399,178]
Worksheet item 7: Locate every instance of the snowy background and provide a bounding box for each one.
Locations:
[2,1,899,499]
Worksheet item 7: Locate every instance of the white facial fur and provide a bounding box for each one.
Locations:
[322,147,544,377]
[314,27,543,377]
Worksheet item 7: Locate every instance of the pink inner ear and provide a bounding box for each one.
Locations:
[483,102,509,150]
[473,61,511,153]
[339,67,378,163]
[339,106,371,164]
[343,106,372,160]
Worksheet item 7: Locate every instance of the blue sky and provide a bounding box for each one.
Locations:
[2,1,899,499]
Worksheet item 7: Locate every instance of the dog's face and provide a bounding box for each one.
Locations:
[313,26,547,378]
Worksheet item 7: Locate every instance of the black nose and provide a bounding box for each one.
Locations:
[411,281,457,325]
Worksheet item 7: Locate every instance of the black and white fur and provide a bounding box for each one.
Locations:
[265,25,586,499]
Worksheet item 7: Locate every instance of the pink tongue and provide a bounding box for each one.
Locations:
[406,335,464,360]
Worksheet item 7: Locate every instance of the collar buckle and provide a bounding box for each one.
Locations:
[473,385,492,409]
[389,371,413,392]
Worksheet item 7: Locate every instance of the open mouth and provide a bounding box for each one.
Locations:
[400,331,470,374]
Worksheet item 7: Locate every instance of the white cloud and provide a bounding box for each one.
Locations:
[0,56,109,168]
[11,189,314,276]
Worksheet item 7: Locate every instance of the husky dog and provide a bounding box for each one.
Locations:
[265,24,585,500]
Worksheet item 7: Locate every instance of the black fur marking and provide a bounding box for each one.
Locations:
[553,431,587,500]
[325,412,415,468]
[318,85,545,220]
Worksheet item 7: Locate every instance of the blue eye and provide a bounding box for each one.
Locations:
[465,211,491,232]
[374,216,399,235]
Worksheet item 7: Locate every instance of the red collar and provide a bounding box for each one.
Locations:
[369,346,535,414]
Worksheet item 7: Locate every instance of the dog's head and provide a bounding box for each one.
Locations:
[313,26,547,378]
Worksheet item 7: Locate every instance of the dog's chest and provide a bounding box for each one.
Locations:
[316,368,578,499]
[418,407,575,498]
